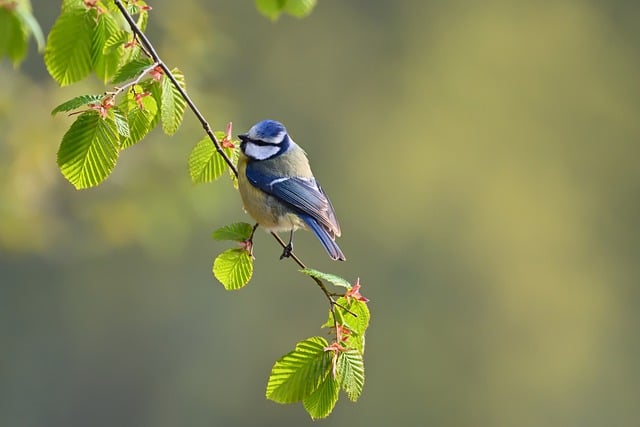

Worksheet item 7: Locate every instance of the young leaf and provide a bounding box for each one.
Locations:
[300,268,352,289]
[212,223,254,242]
[336,349,365,402]
[92,10,121,82]
[213,249,253,290]
[51,94,105,115]
[266,337,331,404]
[302,371,340,420]
[342,299,370,337]
[111,107,130,138]
[141,78,162,129]
[0,7,27,65]
[44,6,94,86]
[325,297,370,332]
[119,90,158,149]
[160,69,187,135]
[322,297,370,353]
[255,0,282,20]
[111,57,154,84]
[284,0,317,18]
[136,2,149,31]
[57,110,120,189]
[188,136,234,184]
[255,0,317,20]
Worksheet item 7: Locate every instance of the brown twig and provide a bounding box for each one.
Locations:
[111,0,347,324]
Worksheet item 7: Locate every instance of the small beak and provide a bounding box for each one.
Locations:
[238,134,248,141]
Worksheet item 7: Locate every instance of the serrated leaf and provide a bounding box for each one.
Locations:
[160,69,186,135]
[213,249,253,290]
[284,0,317,18]
[57,111,120,189]
[322,297,370,331]
[0,7,28,65]
[136,2,149,31]
[51,94,104,115]
[188,136,234,184]
[266,337,331,403]
[336,349,365,402]
[119,90,157,148]
[44,7,94,86]
[92,10,121,82]
[111,107,130,138]
[300,268,352,289]
[342,299,370,337]
[141,79,162,129]
[111,57,154,84]
[302,371,339,419]
[322,297,370,353]
[212,223,254,242]
[62,0,85,12]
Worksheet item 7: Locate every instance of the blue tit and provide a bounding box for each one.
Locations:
[237,119,345,261]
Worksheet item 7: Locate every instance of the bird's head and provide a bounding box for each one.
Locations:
[238,120,291,160]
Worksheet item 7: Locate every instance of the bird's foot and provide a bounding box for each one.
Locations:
[280,243,293,260]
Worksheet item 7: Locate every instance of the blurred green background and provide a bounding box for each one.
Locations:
[2,0,640,425]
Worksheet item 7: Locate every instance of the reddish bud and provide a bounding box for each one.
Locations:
[150,66,164,82]
[332,324,351,343]
[134,92,151,110]
[345,278,369,304]
[221,122,235,148]
[124,39,138,49]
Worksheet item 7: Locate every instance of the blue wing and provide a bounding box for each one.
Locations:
[245,163,341,238]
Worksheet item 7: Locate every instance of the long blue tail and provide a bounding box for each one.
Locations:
[299,214,346,261]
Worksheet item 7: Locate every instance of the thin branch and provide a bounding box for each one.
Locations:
[111,0,348,325]
[108,61,159,97]
[112,0,237,176]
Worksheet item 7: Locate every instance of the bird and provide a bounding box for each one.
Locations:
[236,119,345,261]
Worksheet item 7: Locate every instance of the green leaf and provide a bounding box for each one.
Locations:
[266,337,331,404]
[322,297,370,353]
[0,7,28,65]
[255,0,316,20]
[212,223,254,242]
[141,79,162,129]
[302,370,339,420]
[44,7,94,86]
[300,268,352,289]
[136,2,149,31]
[188,136,234,184]
[342,299,370,338]
[111,57,154,84]
[14,2,45,52]
[57,110,120,189]
[160,69,187,135]
[51,94,104,115]
[213,249,253,290]
[62,0,85,12]
[119,89,158,149]
[111,107,130,138]
[92,11,122,82]
[255,0,284,20]
[284,0,317,18]
[336,349,365,402]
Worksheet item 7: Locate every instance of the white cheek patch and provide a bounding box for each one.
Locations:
[244,142,280,160]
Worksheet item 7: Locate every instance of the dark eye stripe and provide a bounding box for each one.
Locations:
[250,139,279,146]
[239,135,278,147]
